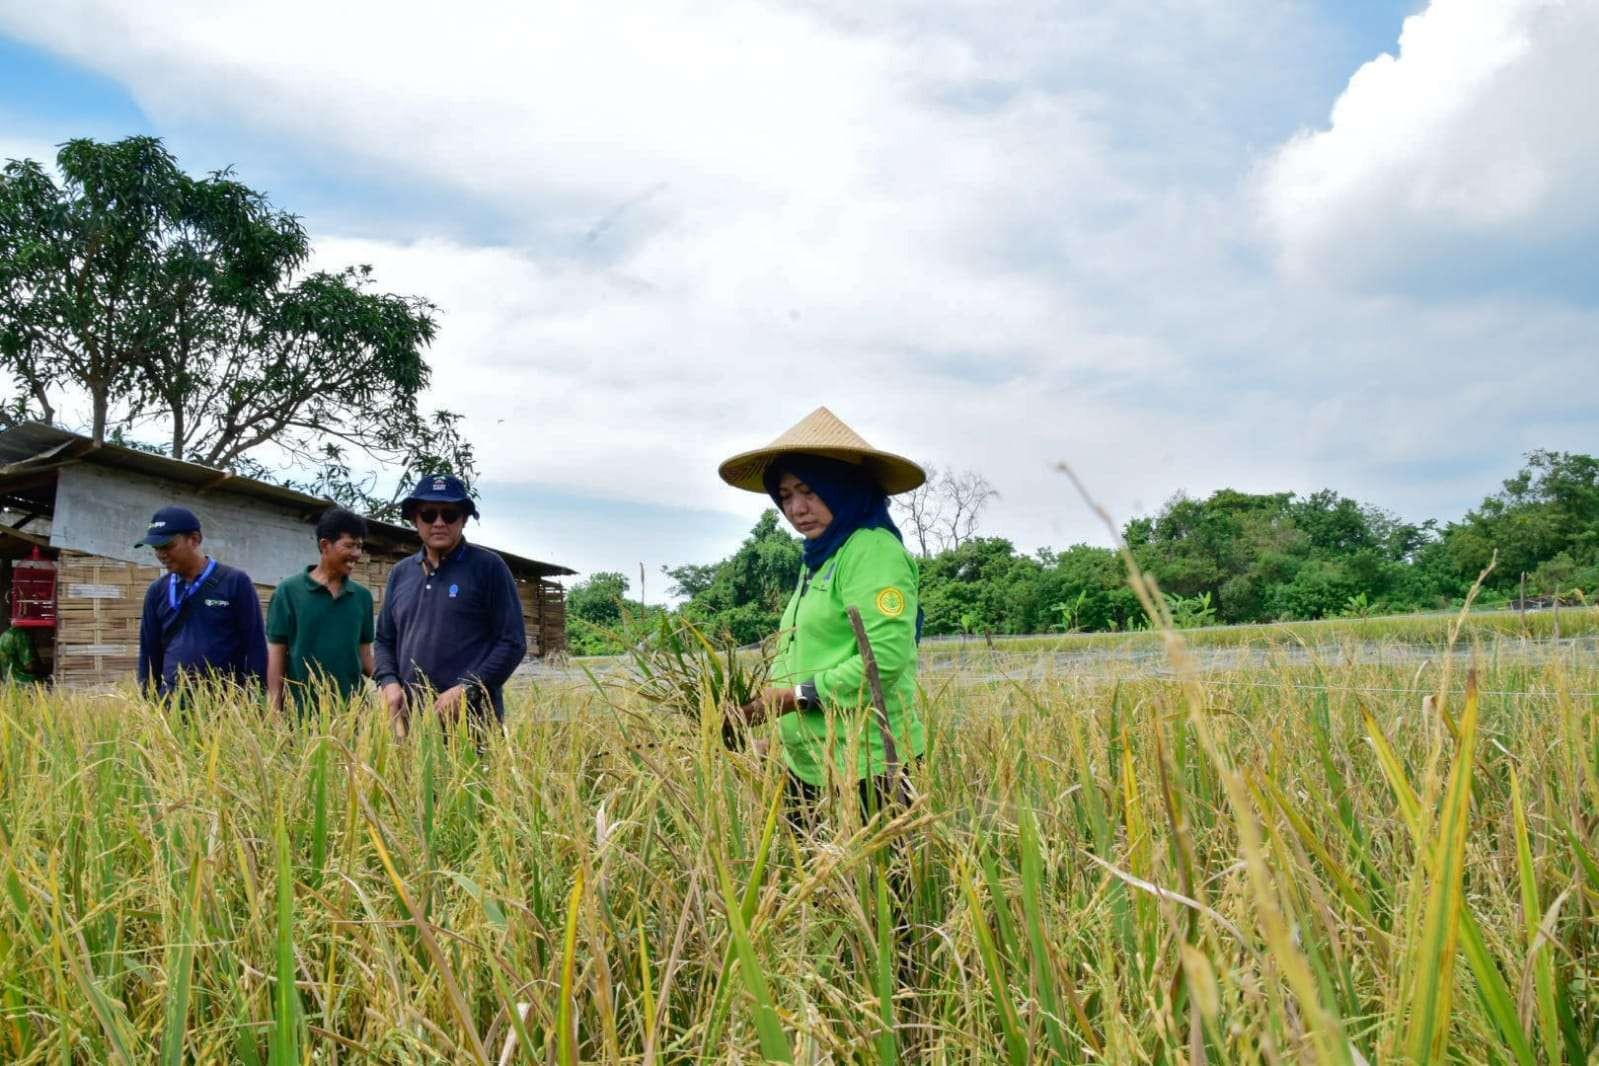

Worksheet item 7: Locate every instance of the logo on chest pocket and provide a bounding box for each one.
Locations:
[808,562,839,594]
[449,583,460,598]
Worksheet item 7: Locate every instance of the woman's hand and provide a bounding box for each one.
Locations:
[734,686,796,727]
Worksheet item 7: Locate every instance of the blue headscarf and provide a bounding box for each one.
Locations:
[764,453,924,642]
[764,453,904,571]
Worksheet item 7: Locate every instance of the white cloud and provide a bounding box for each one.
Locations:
[307,234,1188,537]
[3,0,1598,578]
[4,1,928,220]
[0,137,60,171]
[1258,0,1599,287]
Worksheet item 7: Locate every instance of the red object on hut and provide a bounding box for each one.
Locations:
[10,547,57,628]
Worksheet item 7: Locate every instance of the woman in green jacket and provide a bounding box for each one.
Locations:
[720,406,927,820]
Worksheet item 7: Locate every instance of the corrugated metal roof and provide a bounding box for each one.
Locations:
[0,422,575,578]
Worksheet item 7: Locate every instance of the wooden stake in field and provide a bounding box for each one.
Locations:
[847,605,901,792]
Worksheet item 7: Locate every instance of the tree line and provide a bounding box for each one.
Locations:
[564,449,1599,654]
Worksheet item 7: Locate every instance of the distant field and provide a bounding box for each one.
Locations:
[564,608,1599,672]
[2,621,1596,1062]
[920,605,1599,659]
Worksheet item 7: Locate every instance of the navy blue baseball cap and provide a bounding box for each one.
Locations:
[399,473,478,519]
[135,506,202,548]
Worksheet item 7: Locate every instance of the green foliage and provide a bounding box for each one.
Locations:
[626,450,1599,645]
[564,571,668,656]
[673,510,803,646]
[1164,590,1216,629]
[661,562,716,600]
[0,136,473,515]
[1448,450,1599,595]
[1050,590,1089,632]
[568,571,633,631]
[1340,591,1374,619]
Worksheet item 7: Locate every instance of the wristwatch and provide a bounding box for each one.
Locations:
[794,681,819,711]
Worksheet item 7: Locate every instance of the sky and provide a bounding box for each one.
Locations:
[3,0,1596,590]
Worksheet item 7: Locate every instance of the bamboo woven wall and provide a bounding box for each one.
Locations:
[53,551,277,689]
[348,555,399,616]
[53,551,161,689]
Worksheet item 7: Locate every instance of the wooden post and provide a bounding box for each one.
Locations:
[1519,572,1527,633]
[847,606,901,786]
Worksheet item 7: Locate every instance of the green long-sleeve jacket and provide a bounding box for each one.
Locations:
[769,526,924,786]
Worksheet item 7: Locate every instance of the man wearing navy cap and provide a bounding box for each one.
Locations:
[374,474,527,734]
[136,506,268,700]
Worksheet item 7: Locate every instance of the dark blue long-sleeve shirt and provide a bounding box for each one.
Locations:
[373,539,527,720]
[137,561,267,696]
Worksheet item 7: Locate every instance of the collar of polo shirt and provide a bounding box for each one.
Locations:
[420,538,470,576]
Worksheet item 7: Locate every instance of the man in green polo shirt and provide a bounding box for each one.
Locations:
[267,508,376,717]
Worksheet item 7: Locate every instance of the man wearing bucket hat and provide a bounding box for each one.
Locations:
[373,473,527,734]
[135,505,268,700]
[719,406,927,821]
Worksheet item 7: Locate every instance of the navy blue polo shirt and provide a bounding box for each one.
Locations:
[137,561,268,696]
[373,539,527,719]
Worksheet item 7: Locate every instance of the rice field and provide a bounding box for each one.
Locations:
[917,604,1599,659]
[1,618,1596,1063]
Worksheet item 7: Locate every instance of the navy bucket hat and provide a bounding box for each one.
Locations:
[399,473,479,520]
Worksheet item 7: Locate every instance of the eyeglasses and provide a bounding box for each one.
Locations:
[417,508,463,525]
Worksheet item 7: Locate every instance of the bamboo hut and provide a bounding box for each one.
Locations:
[0,422,572,689]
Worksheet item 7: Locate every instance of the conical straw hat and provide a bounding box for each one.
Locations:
[718,406,927,495]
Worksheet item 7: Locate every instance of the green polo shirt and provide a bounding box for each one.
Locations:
[769,526,924,786]
[266,567,375,707]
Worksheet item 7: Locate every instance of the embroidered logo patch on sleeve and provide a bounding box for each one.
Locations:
[875,587,907,617]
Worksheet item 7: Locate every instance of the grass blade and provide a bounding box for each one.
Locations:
[159,852,204,1066]
[309,736,330,888]
[559,866,584,1066]
[712,844,792,1063]
[1510,766,1562,1062]
[1402,673,1479,1063]
[1457,908,1536,1066]
[359,791,490,1064]
[1018,801,1073,1063]
[958,860,1027,1066]
[269,805,302,1066]
[872,860,898,1066]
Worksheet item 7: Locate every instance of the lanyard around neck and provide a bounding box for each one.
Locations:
[169,558,218,611]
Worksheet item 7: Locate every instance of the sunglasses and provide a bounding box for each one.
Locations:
[417,508,463,525]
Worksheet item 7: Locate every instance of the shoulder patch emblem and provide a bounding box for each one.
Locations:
[875,587,906,617]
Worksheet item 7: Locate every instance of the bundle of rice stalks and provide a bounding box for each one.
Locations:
[624,614,772,746]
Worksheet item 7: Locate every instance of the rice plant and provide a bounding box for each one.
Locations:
[0,624,1595,1063]
[614,614,773,748]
